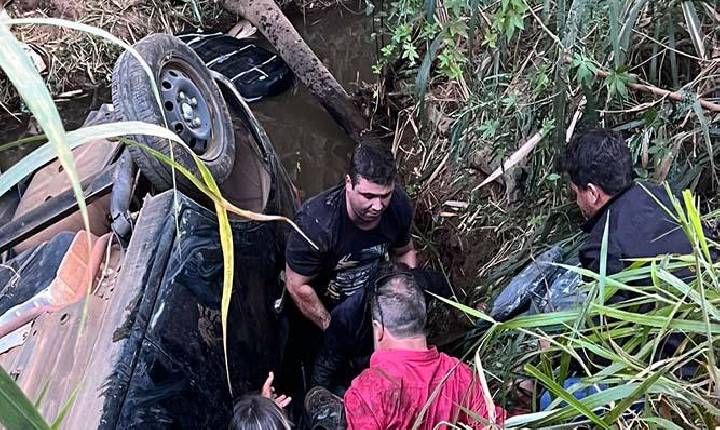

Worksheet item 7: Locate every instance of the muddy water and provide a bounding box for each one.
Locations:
[253,7,376,197]
[0,7,376,198]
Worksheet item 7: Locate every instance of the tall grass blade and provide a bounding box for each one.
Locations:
[599,211,610,306]
[415,34,443,113]
[608,0,620,68]
[592,304,720,333]
[49,384,79,430]
[190,147,235,394]
[0,121,184,198]
[0,21,88,250]
[525,364,609,429]
[602,369,663,424]
[0,366,50,430]
[681,1,706,59]
[691,100,715,182]
[617,0,649,67]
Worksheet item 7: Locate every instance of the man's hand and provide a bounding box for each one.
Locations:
[286,265,332,330]
[261,371,292,409]
[391,240,417,268]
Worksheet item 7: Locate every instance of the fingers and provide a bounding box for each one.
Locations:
[274,394,292,409]
[261,371,274,398]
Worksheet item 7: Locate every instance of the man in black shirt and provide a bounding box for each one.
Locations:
[561,128,694,281]
[285,143,416,331]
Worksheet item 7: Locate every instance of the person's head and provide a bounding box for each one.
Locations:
[561,128,634,219]
[370,262,427,349]
[345,143,397,226]
[229,395,291,430]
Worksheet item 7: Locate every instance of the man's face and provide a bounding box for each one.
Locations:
[345,175,394,223]
[570,182,603,220]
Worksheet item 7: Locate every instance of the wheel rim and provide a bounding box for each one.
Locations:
[158,59,222,159]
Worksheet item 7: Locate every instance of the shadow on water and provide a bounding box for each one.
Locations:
[0,6,377,199]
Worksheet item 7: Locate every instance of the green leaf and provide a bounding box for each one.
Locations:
[0,121,185,198]
[572,54,597,87]
[0,20,87,263]
[599,211,610,305]
[603,369,663,424]
[591,304,720,333]
[525,364,609,429]
[0,366,50,430]
[49,385,80,430]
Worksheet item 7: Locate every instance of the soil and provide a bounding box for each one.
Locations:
[0,0,233,108]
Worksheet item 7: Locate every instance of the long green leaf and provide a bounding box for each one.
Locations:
[525,364,609,429]
[191,147,235,394]
[0,21,87,253]
[49,384,79,430]
[681,1,706,59]
[0,366,50,430]
[592,304,720,333]
[603,369,663,424]
[0,121,183,197]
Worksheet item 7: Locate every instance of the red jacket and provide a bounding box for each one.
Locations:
[344,347,506,429]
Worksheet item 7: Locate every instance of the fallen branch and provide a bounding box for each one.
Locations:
[598,69,720,113]
[222,0,370,142]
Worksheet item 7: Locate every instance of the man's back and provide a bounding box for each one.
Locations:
[343,347,505,429]
[579,182,694,278]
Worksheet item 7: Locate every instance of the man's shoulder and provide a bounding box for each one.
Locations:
[295,185,344,235]
[385,184,412,222]
[348,366,401,394]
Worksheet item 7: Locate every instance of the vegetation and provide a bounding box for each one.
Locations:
[370,0,718,300]
[368,0,720,426]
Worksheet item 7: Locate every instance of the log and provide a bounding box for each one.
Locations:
[222,0,370,142]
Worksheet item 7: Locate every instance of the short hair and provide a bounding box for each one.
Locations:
[560,128,634,195]
[348,143,397,187]
[228,396,291,430]
[370,262,426,338]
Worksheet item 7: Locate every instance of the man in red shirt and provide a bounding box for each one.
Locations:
[340,264,506,429]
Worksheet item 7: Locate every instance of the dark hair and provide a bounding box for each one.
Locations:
[560,128,634,195]
[348,143,397,187]
[370,262,426,338]
[229,396,291,430]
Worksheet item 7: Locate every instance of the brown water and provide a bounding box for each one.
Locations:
[253,6,376,197]
[0,7,377,198]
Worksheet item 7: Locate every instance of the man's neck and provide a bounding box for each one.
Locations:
[377,336,428,351]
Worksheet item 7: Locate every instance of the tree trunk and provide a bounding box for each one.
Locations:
[223,0,370,142]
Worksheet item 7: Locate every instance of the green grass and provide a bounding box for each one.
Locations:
[442,189,720,427]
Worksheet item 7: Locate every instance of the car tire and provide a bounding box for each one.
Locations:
[112,33,235,196]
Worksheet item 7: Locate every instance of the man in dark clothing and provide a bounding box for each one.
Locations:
[284,143,417,390]
[285,143,417,330]
[559,128,706,380]
[561,128,693,282]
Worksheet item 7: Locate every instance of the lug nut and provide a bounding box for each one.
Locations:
[191,117,201,127]
[189,97,197,107]
[178,91,186,101]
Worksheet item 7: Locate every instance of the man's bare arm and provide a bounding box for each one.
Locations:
[285,264,331,330]
[391,240,417,268]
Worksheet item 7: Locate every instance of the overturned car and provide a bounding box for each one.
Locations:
[0,33,298,428]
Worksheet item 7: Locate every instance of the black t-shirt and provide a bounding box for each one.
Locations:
[286,183,413,306]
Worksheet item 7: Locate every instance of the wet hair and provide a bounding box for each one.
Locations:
[370,262,426,338]
[228,396,291,430]
[560,128,634,195]
[348,143,397,187]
